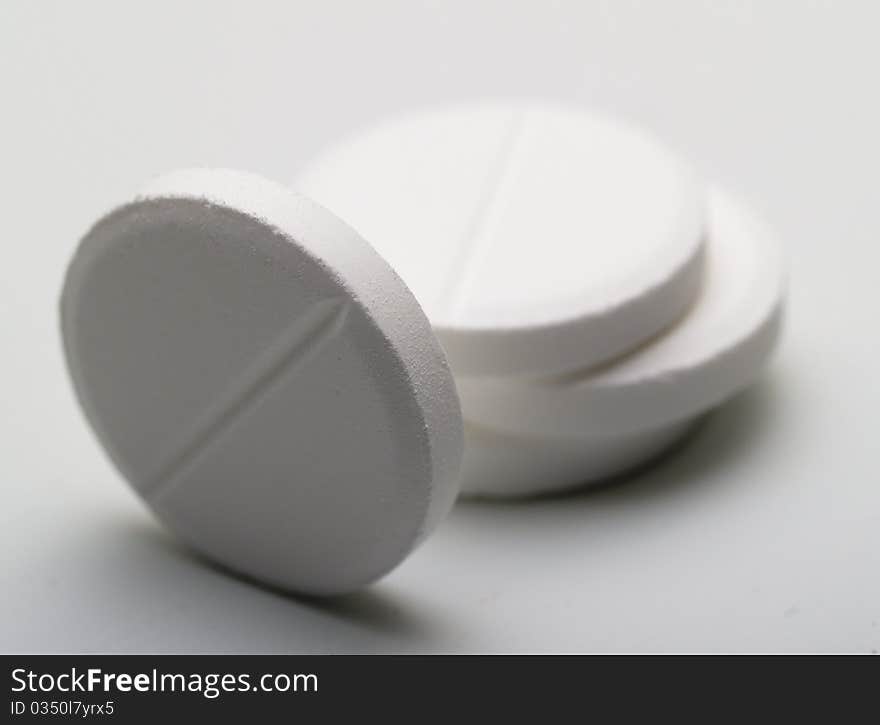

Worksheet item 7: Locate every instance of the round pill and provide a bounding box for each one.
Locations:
[60,168,463,596]
[461,417,700,498]
[295,104,707,378]
[457,189,785,438]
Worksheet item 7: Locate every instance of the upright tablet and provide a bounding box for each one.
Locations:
[61,169,463,595]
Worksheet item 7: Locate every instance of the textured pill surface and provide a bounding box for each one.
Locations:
[457,189,785,437]
[295,104,707,377]
[60,168,463,596]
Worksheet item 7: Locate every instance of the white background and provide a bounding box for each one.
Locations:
[2,1,878,652]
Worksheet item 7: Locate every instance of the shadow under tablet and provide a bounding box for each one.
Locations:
[58,515,444,652]
[59,374,781,652]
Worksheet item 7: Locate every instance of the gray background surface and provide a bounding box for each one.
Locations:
[2,1,878,652]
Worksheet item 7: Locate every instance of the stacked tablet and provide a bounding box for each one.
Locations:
[296,104,785,497]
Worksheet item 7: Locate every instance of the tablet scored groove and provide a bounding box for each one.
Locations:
[444,111,525,322]
[141,298,349,502]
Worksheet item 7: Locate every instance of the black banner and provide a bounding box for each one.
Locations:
[3,654,876,720]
